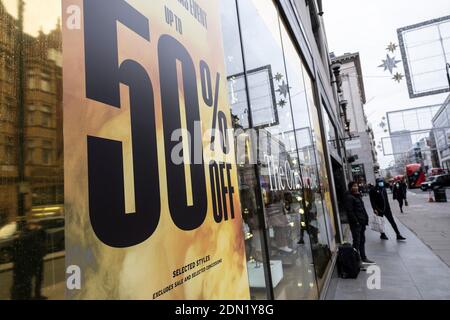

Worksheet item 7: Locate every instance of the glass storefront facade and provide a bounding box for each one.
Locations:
[220,0,338,299]
[0,0,340,300]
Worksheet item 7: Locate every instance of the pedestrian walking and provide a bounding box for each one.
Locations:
[344,182,375,265]
[393,178,408,213]
[369,178,407,241]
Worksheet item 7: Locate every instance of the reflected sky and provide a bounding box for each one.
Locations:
[2,0,61,36]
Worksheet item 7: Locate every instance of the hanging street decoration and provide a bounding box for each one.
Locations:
[274,72,291,108]
[276,80,290,99]
[278,99,287,108]
[379,120,388,132]
[274,73,284,82]
[378,54,402,74]
[393,72,404,83]
[386,42,398,53]
[377,42,404,83]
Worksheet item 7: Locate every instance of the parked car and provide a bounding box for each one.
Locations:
[0,225,19,264]
[31,216,65,254]
[0,216,65,265]
[421,175,450,191]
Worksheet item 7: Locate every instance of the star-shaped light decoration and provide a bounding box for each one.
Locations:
[386,42,398,53]
[276,81,291,98]
[378,54,401,74]
[278,99,287,108]
[393,72,404,83]
[274,73,284,82]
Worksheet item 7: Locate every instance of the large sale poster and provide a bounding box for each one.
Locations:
[62,0,249,299]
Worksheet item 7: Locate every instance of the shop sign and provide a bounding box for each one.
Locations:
[345,138,362,151]
[63,0,249,299]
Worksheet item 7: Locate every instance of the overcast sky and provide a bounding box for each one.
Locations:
[323,0,450,169]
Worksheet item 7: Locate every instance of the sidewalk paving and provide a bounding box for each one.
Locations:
[42,281,65,300]
[396,189,450,267]
[326,195,450,300]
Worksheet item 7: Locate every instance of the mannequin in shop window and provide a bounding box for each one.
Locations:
[240,187,264,266]
[299,179,319,245]
[266,192,293,253]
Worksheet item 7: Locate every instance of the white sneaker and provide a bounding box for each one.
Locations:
[278,246,293,253]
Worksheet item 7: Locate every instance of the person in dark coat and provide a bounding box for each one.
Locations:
[11,221,47,300]
[369,178,406,241]
[392,178,408,213]
[344,182,375,264]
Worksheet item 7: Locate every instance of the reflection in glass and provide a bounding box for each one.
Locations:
[322,108,340,157]
[237,0,320,300]
[279,19,334,293]
[0,0,64,300]
[220,0,270,300]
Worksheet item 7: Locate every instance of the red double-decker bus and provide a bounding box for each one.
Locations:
[406,164,426,189]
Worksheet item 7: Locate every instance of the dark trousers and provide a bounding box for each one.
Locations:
[11,260,44,300]
[397,199,405,212]
[382,210,401,236]
[350,223,367,260]
[34,260,44,298]
[11,271,32,300]
[397,199,406,213]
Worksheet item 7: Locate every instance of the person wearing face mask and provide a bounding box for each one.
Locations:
[369,178,406,241]
[393,178,408,213]
[344,182,375,265]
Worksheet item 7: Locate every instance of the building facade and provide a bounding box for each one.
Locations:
[406,138,434,173]
[0,1,63,228]
[433,94,450,171]
[331,52,378,185]
[0,0,353,300]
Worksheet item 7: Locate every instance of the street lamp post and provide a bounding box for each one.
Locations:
[16,0,27,219]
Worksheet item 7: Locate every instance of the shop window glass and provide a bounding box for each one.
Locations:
[303,72,337,287]
[322,107,340,157]
[220,0,271,300]
[279,17,334,294]
[237,0,319,300]
[0,0,64,300]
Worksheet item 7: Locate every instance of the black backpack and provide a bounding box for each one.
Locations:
[337,243,361,279]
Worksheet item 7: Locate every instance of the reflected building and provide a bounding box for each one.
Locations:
[331,52,378,185]
[432,95,450,171]
[391,130,413,165]
[0,0,63,225]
